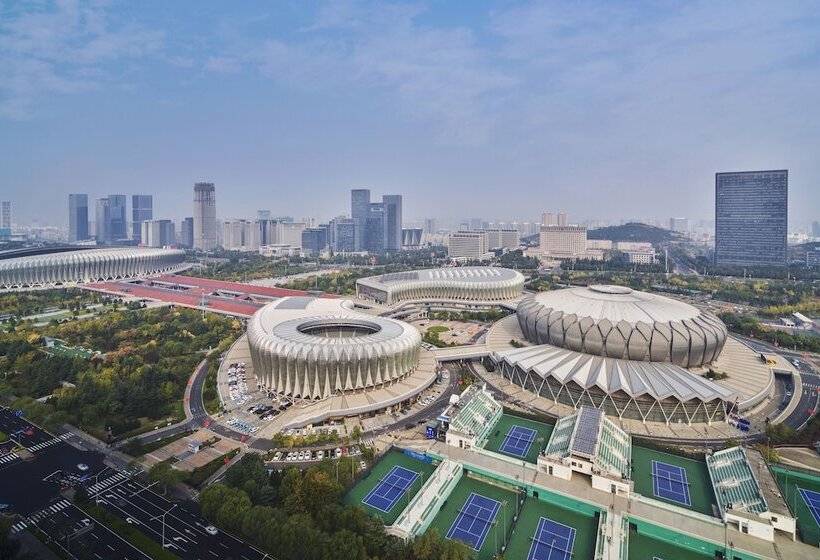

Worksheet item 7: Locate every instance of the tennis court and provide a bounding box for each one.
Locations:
[499,425,538,458]
[631,445,715,516]
[483,414,554,464]
[505,496,599,560]
[427,473,519,560]
[771,465,820,546]
[651,460,691,507]
[799,488,820,526]
[627,524,720,560]
[362,465,421,513]
[344,448,438,524]
[526,516,576,560]
[446,492,502,550]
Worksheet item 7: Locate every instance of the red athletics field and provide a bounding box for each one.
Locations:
[85,274,335,317]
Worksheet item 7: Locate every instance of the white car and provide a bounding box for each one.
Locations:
[205,525,218,536]
[273,452,282,461]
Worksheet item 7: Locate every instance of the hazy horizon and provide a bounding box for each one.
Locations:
[1,1,818,229]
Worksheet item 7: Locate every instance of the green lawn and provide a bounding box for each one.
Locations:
[426,473,519,560]
[344,448,438,525]
[631,445,716,517]
[505,496,599,560]
[771,465,820,546]
[482,413,554,464]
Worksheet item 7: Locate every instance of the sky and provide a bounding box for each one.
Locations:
[1,0,819,229]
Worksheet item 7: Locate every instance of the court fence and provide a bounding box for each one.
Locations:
[627,515,763,560]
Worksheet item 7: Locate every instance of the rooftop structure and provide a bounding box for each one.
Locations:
[707,447,768,517]
[516,285,728,368]
[443,384,503,450]
[0,247,186,291]
[356,266,524,306]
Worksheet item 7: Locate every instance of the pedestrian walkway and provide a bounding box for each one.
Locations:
[26,433,72,452]
[86,469,136,495]
[11,499,71,533]
[0,451,19,465]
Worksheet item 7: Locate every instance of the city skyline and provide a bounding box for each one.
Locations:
[1,2,818,228]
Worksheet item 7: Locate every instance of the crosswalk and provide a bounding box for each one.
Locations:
[0,452,19,465]
[11,499,71,533]
[86,470,133,495]
[25,433,72,452]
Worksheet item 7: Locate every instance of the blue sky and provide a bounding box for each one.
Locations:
[1,0,818,228]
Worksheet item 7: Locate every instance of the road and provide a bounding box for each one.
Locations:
[0,408,266,560]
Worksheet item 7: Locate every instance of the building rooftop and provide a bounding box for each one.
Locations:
[707,446,768,517]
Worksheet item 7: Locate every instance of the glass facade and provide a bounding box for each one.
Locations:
[715,170,788,267]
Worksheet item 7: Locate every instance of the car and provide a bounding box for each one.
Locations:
[335,448,342,458]
[205,525,219,536]
[76,463,89,472]
[273,452,282,461]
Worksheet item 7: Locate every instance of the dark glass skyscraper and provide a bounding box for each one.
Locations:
[715,170,788,267]
[349,188,402,253]
[68,194,89,242]
[131,194,153,242]
[108,194,128,242]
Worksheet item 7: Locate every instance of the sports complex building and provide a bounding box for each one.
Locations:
[0,246,186,291]
[484,284,776,426]
[346,384,819,560]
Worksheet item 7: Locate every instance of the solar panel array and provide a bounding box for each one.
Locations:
[569,407,603,459]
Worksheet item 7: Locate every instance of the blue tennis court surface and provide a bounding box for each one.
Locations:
[446,492,501,550]
[651,460,691,507]
[499,425,537,458]
[799,487,820,526]
[526,516,576,560]
[362,465,420,513]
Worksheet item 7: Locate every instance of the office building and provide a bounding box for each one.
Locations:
[424,218,437,235]
[715,170,788,267]
[140,219,175,248]
[447,230,490,260]
[108,195,127,242]
[615,241,656,264]
[1,201,10,230]
[68,194,89,242]
[557,211,568,227]
[812,221,820,238]
[179,217,194,248]
[349,189,403,253]
[540,225,587,258]
[257,210,271,221]
[131,195,153,242]
[485,229,519,250]
[301,227,328,255]
[669,217,688,233]
[95,198,111,243]
[193,182,217,251]
[222,219,259,251]
[330,218,358,253]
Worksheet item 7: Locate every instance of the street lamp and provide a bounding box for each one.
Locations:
[150,503,178,548]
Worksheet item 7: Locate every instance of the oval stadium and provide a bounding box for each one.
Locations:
[0,246,186,291]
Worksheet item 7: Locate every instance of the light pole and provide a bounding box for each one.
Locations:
[151,503,178,548]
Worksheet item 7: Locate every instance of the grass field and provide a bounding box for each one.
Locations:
[771,465,820,546]
[505,496,599,560]
[344,448,438,525]
[631,445,716,516]
[482,414,554,464]
[627,524,718,560]
[426,473,520,560]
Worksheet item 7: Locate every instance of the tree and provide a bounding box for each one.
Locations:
[148,461,183,495]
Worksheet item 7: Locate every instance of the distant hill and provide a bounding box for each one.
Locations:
[588,223,677,244]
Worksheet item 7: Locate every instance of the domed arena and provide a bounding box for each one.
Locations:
[489,285,759,425]
[247,297,423,400]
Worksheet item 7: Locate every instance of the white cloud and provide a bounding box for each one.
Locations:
[0,0,163,119]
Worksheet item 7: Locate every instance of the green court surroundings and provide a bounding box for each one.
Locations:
[631,445,717,517]
[481,413,554,464]
[626,522,745,560]
[505,495,599,560]
[771,465,820,546]
[344,448,438,525]
[425,472,520,560]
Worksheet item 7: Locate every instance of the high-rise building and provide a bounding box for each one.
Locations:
[1,201,11,232]
[95,198,111,243]
[541,212,555,226]
[257,210,271,221]
[715,170,788,267]
[131,195,153,242]
[330,218,358,252]
[669,217,688,233]
[540,225,587,258]
[351,188,370,251]
[485,229,520,250]
[222,219,259,251]
[68,194,89,242]
[302,227,328,255]
[813,221,820,238]
[193,182,217,251]
[140,219,175,247]
[382,195,402,252]
[557,211,568,227]
[448,230,490,260]
[108,195,127,242]
[424,218,437,234]
[179,217,194,248]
